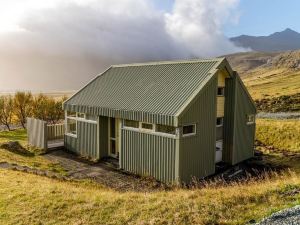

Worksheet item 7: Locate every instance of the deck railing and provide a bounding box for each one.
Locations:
[47,124,65,141]
[27,117,65,151]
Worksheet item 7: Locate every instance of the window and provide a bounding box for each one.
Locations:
[247,114,255,125]
[216,117,223,127]
[182,124,196,137]
[217,87,225,96]
[85,114,97,121]
[77,113,85,118]
[123,120,139,128]
[156,124,176,135]
[67,111,76,117]
[66,118,77,136]
[141,122,153,130]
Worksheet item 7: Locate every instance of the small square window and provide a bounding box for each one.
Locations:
[216,117,223,127]
[247,114,255,124]
[156,124,176,135]
[141,123,153,130]
[217,87,225,96]
[77,113,85,118]
[182,124,196,137]
[67,111,76,117]
[85,114,97,121]
[66,118,77,136]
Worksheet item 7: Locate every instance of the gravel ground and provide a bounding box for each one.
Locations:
[256,112,300,120]
[256,205,300,225]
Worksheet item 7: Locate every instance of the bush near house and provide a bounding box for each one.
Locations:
[0,92,66,130]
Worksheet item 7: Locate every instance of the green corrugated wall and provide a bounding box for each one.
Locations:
[64,121,98,160]
[120,129,178,183]
[223,73,256,164]
[178,76,217,183]
[223,76,236,163]
[232,74,256,164]
[98,116,108,158]
[64,135,78,153]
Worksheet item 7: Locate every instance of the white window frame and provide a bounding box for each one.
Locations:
[122,120,178,138]
[246,114,255,125]
[216,117,223,127]
[65,116,78,138]
[123,120,140,130]
[65,112,97,138]
[182,124,196,137]
[140,122,155,132]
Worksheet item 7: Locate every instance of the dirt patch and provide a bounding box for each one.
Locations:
[44,149,166,192]
[0,141,34,156]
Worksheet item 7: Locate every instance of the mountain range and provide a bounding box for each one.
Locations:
[230,28,300,52]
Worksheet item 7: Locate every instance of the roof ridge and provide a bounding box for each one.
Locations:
[112,57,224,68]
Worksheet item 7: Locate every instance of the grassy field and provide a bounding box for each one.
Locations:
[242,68,300,100]
[0,169,299,225]
[0,130,66,174]
[0,120,299,224]
[256,119,300,152]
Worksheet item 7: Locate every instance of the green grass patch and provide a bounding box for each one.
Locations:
[0,129,66,175]
[0,129,27,145]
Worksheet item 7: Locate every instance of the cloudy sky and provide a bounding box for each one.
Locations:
[0,0,298,92]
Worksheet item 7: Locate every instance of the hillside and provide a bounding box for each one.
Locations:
[226,50,300,100]
[230,28,300,52]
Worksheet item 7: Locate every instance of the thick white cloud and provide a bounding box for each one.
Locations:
[0,0,244,91]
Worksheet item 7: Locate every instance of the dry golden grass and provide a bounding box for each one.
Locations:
[242,68,300,100]
[0,169,299,225]
[256,119,300,152]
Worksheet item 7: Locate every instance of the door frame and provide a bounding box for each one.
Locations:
[108,117,121,158]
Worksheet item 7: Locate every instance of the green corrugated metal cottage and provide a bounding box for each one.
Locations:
[63,58,256,183]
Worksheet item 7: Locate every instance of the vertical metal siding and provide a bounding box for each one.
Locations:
[216,127,223,140]
[47,124,65,140]
[232,75,256,164]
[64,120,99,160]
[99,116,108,158]
[223,77,236,163]
[27,118,47,150]
[223,73,256,164]
[64,135,78,153]
[78,121,98,159]
[178,76,217,183]
[120,129,178,183]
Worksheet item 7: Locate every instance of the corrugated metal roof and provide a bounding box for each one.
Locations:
[63,58,224,125]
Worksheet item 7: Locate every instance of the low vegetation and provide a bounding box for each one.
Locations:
[256,119,300,152]
[0,129,65,174]
[243,68,300,100]
[255,93,300,112]
[0,169,299,225]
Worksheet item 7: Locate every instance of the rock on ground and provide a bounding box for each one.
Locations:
[256,205,300,225]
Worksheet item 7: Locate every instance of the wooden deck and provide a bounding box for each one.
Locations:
[48,139,64,150]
